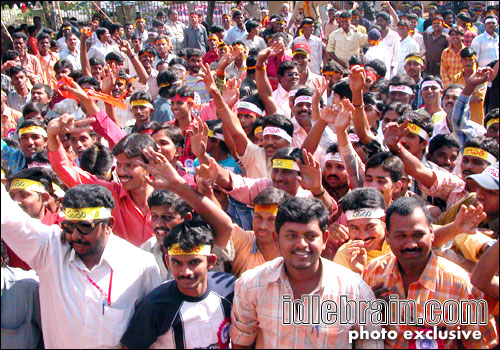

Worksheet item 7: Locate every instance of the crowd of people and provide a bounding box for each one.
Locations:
[1,0,499,348]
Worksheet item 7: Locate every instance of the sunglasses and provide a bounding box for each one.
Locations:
[61,219,108,235]
[285,72,300,77]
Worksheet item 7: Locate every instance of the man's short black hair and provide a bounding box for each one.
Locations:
[275,197,329,234]
[386,197,431,233]
[428,134,460,156]
[366,152,404,183]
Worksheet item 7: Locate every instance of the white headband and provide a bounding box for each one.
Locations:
[421,80,441,90]
[325,152,343,163]
[294,95,313,106]
[262,126,292,143]
[345,208,385,221]
[237,101,263,116]
[485,18,498,24]
[389,85,413,95]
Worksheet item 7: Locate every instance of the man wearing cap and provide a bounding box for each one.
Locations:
[365,28,391,79]
[468,162,499,236]
[1,183,162,348]
[293,18,324,75]
[291,43,322,88]
[423,15,450,76]
[471,15,499,68]
[326,11,368,69]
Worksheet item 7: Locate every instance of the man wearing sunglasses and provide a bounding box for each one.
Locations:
[1,183,162,348]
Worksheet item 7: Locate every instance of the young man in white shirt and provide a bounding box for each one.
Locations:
[293,17,324,74]
[395,19,420,76]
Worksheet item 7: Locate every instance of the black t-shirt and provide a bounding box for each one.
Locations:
[121,271,236,349]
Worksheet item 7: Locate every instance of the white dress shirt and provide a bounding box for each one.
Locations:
[293,35,324,74]
[1,184,162,349]
[59,48,81,70]
[396,35,420,75]
[87,40,120,62]
[272,83,291,119]
[381,29,401,78]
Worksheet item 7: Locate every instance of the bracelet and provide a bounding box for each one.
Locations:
[352,104,365,108]
[256,65,266,71]
[129,53,135,59]
[312,107,320,112]
[313,189,325,198]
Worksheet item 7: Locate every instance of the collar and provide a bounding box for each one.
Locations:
[68,234,117,271]
[265,257,326,293]
[485,31,499,39]
[389,251,437,292]
[277,83,289,98]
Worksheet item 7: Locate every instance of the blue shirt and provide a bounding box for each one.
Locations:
[224,25,247,45]
[183,25,208,52]
[151,95,174,124]
[1,139,26,174]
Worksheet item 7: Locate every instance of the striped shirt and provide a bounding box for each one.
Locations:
[363,252,498,349]
[185,74,210,104]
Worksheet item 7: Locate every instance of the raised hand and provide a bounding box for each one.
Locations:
[222,76,241,108]
[115,36,133,55]
[346,240,368,274]
[135,147,186,190]
[297,149,323,195]
[323,223,350,260]
[196,62,218,95]
[349,65,366,93]
[312,77,328,106]
[194,157,219,190]
[186,116,208,159]
[383,119,410,152]
[47,114,95,138]
[217,52,236,73]
[464,67,494,88]
[454,203,487,234]
[101,62,118,95]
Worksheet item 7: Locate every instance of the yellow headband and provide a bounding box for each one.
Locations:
[254,204,278,215]
[254,125,263,135]
[19,126,47,138]
[135,18,146,23]
[116,77,127,85]
[464,147,497,164]
[486,118,499,129]
[272,159,300,171]
[10,178,47,193]
[405,56,423,65]
[64,207,112,221]
[63,26,71,30]
[52,183,65,198]
[407,123,429,140]
[168,243,212,256]
[131,99,153,109]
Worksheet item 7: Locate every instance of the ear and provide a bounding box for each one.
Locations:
[184,212,192,221]
[272,231,279,246]
[394,180,403,194]
[164,253,171,270]
[40,192,51,205]
[175,146,183,158]
[106,217,115,231]
[207,254,217,269]
[322,229,330,251]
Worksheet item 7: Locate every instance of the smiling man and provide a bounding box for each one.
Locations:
[230,197,382,349]
[1,183,161,348]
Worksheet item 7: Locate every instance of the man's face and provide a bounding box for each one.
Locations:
[34,17,41,27]
[364,166,401,206]
[328,10,336,21]
[389,90,413,105]
[125,24,134,37]
[348,218,386,251]
[486,123,499,140]
[222,16,230,27]
[409,18,418,30]
[131,38,142,51]
[461,57,476,72]
[428,146,459,172]
[323,160,349,190]
[271,168,300,195]
[38,37,50,54]
[253,210,277,245]
[237,112,257,136]
[63,219,108,260]
[31,88,49,104]
[279,67,300,91]
[156,40,169,56]
[275,21,285,32]
[444,14,455,27]
[170,100,190,120]
[189,15,199,27]
[166,253,214,297]
[55,67,72,81]
[111,79,127,98]
[208,37,219,51]
[461,155,490,189]
[151,204,184,245]
[275,219,326,272]
[13,38,27,55]
[432,20,443,32]
[303,24,314,36]
[421,84,442,106]
[115,153,149,191]
[24,112,43,122]
[386,208,434,271]
[401,131,427,158]
[100,29,111,43]
[293,101,312,128]
[9,188,45,219]
[376,17,388,30]
[398,26,409,38]
[476,186,499,218]
[66,34,78,51]
[263,134,290,158]
[91,20,100,31]
[442,87,462,116]
[11,71,28,91]
[70,130,95,158]
[139,53,154,71]
[20,132,46,157]
[292,53,309,72]
[188,55,203,74]
[404,60,423,80]
[234,14,244,26]
[381,110,401,131]
[90,64,104,81]
[351,16,360,26]
[131,105,152,126]
[152,130,179,163]
[136,19,146,31]
[339,18,351,31]
[485,21,497,34]
[169,10,179,23]
[449,31,464,46]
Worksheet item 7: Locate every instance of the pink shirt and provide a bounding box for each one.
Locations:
[48,142,154,247]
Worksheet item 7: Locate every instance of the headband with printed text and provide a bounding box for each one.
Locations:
[207,129,225,141]
[64,207,112,221]
[407,123,429,140]
[254,126,263,135]
[168,243,212,256]
[389,85,413,95]
[19,126,47,138]
[294,95,313,106]
[262,127,292,143]
[464,147,498,164]
[131,99,154,109]
[237,101,263,116]
[272,158,300,171]
[254,204,279,215]
[10,178,47,193]
[421,80,441,90]
[345,208,385,221]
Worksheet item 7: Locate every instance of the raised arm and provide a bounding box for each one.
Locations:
[471,239,499,301]
[255,43,283,115]
[349,65,376,145]
[80,28,91,77]
[115,36,148,85]
[138,147,234,249]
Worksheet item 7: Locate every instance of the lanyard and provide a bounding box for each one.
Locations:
[85,268,113,306]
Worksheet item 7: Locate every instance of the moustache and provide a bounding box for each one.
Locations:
[327,175,339,181]
[154,227,170,234]
[401,248,421,254]
[178,275,196,280]
[70,240,90,246]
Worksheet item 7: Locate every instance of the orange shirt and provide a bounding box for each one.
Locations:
[231,226,267,277]
[37,51,59,89]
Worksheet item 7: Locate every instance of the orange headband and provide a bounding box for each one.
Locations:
[254,204,278,215]
[155,38,168,45]
[139,51,154,59]
[170,94,194,104]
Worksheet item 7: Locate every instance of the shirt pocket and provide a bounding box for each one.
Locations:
[97,305,131,347]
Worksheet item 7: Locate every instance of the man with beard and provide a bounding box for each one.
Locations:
[124,92,155,134]
[363,197,498,349]
[230,196,382,349]
[184,48,210,103]
[321,143,350,203]
[1,183,161,348]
